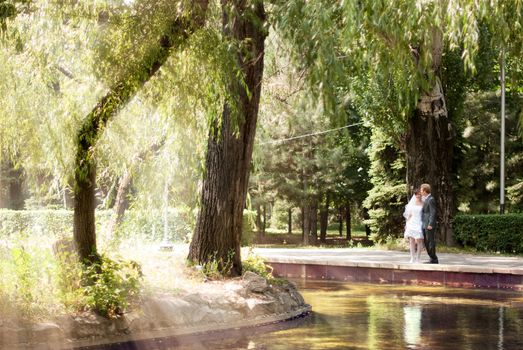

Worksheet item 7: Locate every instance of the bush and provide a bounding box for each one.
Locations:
[82,255,142,318]
[0,209,192,243]
[242,250,273,279]
[241,209,257,246]
[453,214,523,254]
[364,184,407,243]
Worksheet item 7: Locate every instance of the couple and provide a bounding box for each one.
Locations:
[403,183,438,264]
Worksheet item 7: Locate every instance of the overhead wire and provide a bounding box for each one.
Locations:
[258,122,364,145]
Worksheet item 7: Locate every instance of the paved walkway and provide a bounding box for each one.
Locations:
[253,248,523,275]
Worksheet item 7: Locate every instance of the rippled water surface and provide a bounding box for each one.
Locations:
[121,281,523,350]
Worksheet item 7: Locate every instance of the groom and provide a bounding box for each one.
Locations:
[420,183,438,264]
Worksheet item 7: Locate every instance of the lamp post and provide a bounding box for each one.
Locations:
[500,50,505,215]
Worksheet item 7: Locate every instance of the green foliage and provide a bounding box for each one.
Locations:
[0,209,192,243]
[363,128,406,242]
[198,250,235,280]
[82,255,142,319]
[453,214,523,254]
[242,251,273,280]
[241,209,257,246]
[455,92,523,213]
[0,243,61,320]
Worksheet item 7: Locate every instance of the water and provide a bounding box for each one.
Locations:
[111,281,523,350]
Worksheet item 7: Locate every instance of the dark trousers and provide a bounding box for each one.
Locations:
[423,228,438,263]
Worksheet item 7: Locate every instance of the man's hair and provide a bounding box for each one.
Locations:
[420,183,431,194]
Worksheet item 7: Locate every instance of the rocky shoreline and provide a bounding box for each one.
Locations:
[1,272,310,349]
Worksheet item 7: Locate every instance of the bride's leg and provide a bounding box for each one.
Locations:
[415,239,423,262]
[409,238,415,263]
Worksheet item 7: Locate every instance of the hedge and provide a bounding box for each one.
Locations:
[0,209,257,246]
[0,209,192,243]
[453,214,523,254]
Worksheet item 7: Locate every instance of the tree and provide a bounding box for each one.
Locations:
[275,0,523,244]
[73,0,209,263]
[188,0,266,276]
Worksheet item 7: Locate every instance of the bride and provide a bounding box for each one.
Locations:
[403,190,424,263]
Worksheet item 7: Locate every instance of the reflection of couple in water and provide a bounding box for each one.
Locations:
[403,183,438,264]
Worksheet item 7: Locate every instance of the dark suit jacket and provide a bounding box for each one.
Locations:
[422,195,437,229]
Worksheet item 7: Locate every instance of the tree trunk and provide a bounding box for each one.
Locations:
[338,207,343,236]
[0,159,25,209]
[287,207,292,234]
[302,204,310,245]
[106,168,132,238]
[187,0,266,276]
[311,199,318,244]
[319,192,329,243]
[73,1,208,264]
[261,203,266,236]
[406,29,454,246]
[345,202,351,240]
[255,204,262,232]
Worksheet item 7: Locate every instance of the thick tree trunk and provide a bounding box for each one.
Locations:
[406,29,454,246]
[73,2,208,264]
[187,0,266,276]
[319,193,329,243]
[345,202,351,240]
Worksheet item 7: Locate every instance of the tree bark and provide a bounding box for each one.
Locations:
[319,192,329,243]
[287,207,292,234]
[0,159,25,209]
[255,203,262,232]
[187,0,266,276]
[338,207,343,236]
[302,204,310,245]
[345,202,351,240]
[73,1,208,264]
[106,168,132,237]
[406,29,455,246]
[310,199,318,244]
[261,203,266,236]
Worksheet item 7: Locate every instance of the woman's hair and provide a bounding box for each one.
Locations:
[414,189,421,195]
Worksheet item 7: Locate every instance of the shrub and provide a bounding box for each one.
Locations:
[453,214,523,254]
[364,184,407,243]
[242,250,273,279]
[241,209,257,246]
[0,209,192,243]
[82,255,142,318]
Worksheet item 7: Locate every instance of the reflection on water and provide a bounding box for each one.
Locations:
[403,304,422,348]
[112,281,523,350]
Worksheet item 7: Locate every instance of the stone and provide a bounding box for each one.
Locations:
[30,322,64,343]
[242,271,268,293]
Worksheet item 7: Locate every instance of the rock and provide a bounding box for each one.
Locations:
[242,271,268,293]
[69,312,111,339]
[30,322,64,343]
[141,297,193,328]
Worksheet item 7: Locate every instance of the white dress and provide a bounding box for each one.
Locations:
[404,204,423,240]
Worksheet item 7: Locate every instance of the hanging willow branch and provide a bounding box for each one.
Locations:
[73,0,209,264]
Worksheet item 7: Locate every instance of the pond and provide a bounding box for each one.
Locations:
[110,280,523,350]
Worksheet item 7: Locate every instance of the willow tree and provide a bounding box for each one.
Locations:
[188,0,266,276]
[275,0,523,244]
[73,0,208,263]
